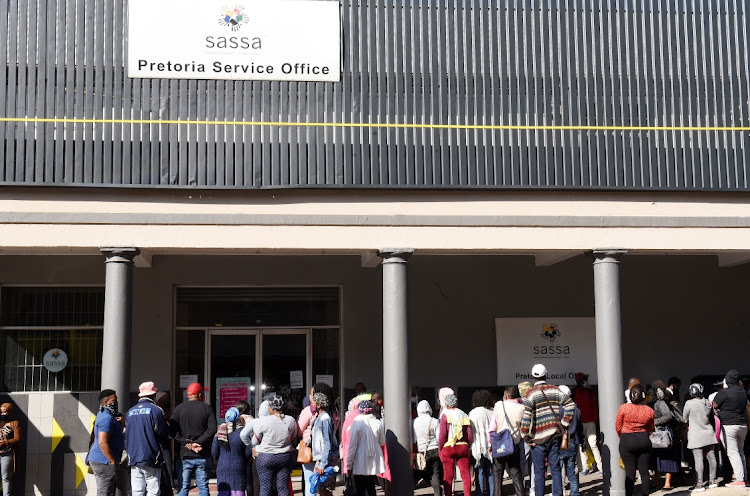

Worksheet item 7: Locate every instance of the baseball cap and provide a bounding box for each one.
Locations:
[138,381,158,397]
[531,364,548,378]
[186,382,207,396]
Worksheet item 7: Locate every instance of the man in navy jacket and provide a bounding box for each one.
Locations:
[126,381,170,496]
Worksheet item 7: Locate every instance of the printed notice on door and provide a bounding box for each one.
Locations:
[216,377,251,422]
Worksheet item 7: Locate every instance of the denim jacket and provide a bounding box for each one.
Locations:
[311,411,339,469]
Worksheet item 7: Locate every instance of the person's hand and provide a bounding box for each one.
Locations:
[251,448,257,459]
[315,466,325,475]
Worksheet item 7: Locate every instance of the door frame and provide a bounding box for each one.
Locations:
[205,327,313,414]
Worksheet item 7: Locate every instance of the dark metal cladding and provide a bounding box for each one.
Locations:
[0,0,749,190]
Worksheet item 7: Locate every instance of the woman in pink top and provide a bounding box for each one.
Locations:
[616,384,655,496]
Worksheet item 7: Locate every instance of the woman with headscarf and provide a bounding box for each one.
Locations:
[413,400,441,496]
[712,369,748,486]
[438,387,455,418]
[651,381,678,490]
[683,383,718,491]
[438,394,473,496]
[252,395,299,496]
[616,384,654,496]
[347,400,386,496]
[212,407,253,496]
[311,391,340,496]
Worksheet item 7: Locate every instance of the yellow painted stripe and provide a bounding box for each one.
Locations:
[0,116,749,132]
[75,453,88,488]
[51,417,64,453]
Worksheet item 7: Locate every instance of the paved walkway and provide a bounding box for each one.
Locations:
[184,472,750,496]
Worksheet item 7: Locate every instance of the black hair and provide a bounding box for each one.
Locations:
[668,377,681,387]
[504,386,521,399]
[630,384,647,404]
[471,389,494,409]
[372,392,383,419]
[235,400,251,416]
[98,389,116,403]
[354,382,367,395]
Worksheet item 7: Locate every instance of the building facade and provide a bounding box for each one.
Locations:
[2,0,750,495]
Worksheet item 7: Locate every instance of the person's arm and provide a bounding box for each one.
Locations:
[561,396,574,427]
[438,414,448,449]
[97,431,118,465]
[712,390,725,410]
[520,402,533,441]
[653,401,673,426]
[377,422,385,446]
[488,406,498,442]
[646,410,655,433]
[315,417,332,470]
[170,412,190,446]
[240,420,255,446]
[298,408,311,437]
[3,421,21,447]
[211,435,219,461]
[465,423,473,446]
[193,409,218,446]
[615,406,625,435]
[346,423,358,473]
[154,410,170,443]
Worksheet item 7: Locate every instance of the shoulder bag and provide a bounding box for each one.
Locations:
[540,388,569,450]
[415,418,432,470]
[490,401,515,458]
[649,427,672,449]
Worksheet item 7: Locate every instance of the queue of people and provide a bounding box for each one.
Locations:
[80,366,749,496]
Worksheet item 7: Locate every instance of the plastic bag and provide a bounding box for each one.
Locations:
[309,466,339,494]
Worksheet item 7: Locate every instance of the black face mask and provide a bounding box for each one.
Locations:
[102,401,119,416]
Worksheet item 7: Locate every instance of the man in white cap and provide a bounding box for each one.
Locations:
[520,364,575,496]
[126,381,170,496]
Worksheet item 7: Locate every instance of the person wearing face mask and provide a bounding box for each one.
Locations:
[87,389,129,496]
[0,403,20,496]
[126,381,170,496]
[571,372,601,474]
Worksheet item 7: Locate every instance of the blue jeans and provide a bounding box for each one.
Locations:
[178,457,211,496]
[0,454,12,496]
[301,461,315,496]
[530,437,562,496]
[474,457,494,496]
[559,445,579,496]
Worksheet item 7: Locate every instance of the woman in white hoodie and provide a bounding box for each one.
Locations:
[413,400,442,496]
[346,400,386,496]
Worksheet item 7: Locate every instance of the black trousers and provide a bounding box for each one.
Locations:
[492,444,526,496]
[620,432,652,496]
[354,475,378,496]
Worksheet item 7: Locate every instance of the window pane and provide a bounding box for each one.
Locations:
[175,329,205,406]
[0,329,103,392]
[312,328,340,408]
[1,287,105,327]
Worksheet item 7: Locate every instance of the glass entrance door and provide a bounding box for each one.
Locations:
[207,329,311,417]
[209,332,256,422]
[261,332,310,419]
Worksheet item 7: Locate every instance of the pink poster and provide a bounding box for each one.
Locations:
[216,377,251,420]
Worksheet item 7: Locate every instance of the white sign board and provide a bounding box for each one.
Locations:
[495,317,597,385]
[128,0,341,82]
[179,374,199,388]
[42,348,68,373]
[290,370,304,389]
[315,374,334,387]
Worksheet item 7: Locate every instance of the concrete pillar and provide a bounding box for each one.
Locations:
[593,248,627,496]
[100,247,139,402]
[379,249,413,496]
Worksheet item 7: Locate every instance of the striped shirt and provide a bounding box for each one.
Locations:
[520,382,575,444]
